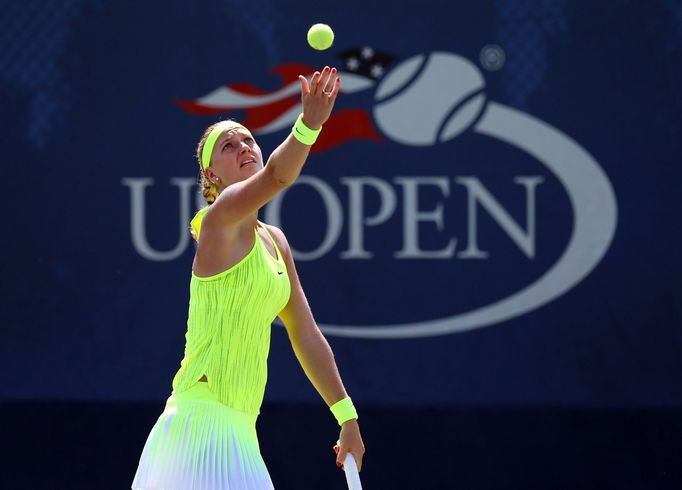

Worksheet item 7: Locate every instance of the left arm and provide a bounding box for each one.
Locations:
[268,225,366,471]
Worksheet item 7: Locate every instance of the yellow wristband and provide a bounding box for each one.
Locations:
[330,397,358,426]
[291,114,322,145]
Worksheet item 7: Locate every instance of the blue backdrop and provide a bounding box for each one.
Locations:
[2,0,681,413]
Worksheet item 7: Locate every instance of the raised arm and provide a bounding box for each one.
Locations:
[207,67,340,226]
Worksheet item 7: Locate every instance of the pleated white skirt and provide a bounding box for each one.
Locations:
[131,382,274,490]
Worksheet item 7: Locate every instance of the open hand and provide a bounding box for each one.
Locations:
[298,66,341,130]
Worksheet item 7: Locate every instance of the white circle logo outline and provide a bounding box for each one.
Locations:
[318,52,618,339]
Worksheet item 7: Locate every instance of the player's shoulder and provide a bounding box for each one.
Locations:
[261,222,290,254]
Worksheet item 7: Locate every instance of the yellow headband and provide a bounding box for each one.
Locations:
[200,121,247,170]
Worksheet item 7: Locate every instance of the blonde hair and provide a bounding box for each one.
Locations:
[196,121,236,205]
[192,120,246,241]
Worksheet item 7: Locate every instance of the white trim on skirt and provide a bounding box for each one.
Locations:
[131,382,274,490]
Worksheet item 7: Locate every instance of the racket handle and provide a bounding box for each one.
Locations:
[343,453,362,490]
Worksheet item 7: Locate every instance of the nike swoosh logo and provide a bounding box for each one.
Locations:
[278,271,284,275]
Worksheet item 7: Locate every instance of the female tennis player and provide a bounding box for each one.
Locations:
[131,66,365,489]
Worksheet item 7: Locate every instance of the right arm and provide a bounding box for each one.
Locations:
[208,66,340,225]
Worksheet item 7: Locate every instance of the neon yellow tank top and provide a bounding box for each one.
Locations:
[171,220,291,415]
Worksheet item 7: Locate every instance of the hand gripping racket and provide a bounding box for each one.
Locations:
[343,453,362,490]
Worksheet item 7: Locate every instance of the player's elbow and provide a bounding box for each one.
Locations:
[266,163,300,187]
[290,322,326,349]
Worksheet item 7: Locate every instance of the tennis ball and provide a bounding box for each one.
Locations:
[307,23,334,51]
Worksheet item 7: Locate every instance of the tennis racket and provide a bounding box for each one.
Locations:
[343,453,362,490]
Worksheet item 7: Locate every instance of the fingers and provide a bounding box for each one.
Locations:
[298,75,310,96]
[321,67,337,94]
[310,68,324,95]
[328,76,341,103]
[335,444,347,468]
[305,66,339,98]
[300,66,340,129]
[334,446,364,472]
[313,66,330,95]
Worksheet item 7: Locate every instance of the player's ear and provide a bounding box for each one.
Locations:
[205,170,218,183]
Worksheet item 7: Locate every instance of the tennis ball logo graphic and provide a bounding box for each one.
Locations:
[373,52,487,146]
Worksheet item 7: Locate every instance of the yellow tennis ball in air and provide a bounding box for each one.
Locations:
[307,23,334,50]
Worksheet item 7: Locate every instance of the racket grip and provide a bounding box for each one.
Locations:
[343,453,362,490]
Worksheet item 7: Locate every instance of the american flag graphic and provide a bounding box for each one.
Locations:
[177,47,397,153]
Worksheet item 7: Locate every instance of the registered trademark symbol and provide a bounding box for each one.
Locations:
[480,44,506,71]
